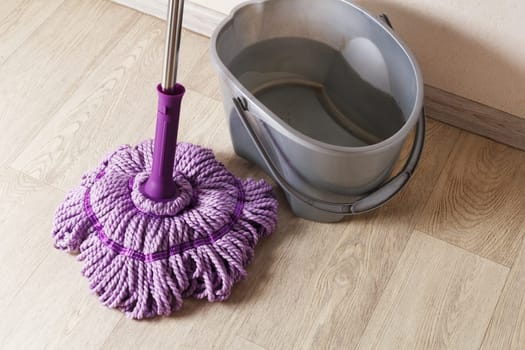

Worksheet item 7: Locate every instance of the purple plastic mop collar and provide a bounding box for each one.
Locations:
[141,84,186,201]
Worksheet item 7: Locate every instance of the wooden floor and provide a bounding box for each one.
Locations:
[1,1,525,349]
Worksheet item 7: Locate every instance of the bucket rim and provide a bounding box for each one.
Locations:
[210,0,425,154]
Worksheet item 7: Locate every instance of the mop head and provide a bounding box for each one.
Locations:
[52,140,278,319]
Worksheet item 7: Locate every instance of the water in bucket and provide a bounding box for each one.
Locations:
[229,37,405,147]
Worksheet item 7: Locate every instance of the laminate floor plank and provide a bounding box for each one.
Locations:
[481,226,525,350]
[0,0,140,167]
[416,132,525,266]
[0,0,65,65]
[184,48,223,101]
[0,242,123,350]
[356,231,508,350]
[0,167,64,314]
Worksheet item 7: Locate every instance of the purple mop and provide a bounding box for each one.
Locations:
[52,0,278,319]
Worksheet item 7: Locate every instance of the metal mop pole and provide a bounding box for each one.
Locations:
[142,0,186,200]
[162,0,184,92]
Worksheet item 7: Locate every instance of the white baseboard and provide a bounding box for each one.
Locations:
[112,0,226,37]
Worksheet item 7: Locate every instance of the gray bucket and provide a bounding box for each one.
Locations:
[210,0,425,222]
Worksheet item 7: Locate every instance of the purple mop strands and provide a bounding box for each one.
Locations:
[52,140,278,319]
[52,0,278,319]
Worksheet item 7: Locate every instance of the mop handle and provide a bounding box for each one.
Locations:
[142,0,186,201]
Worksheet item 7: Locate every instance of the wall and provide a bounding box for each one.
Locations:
[193,0,525,119]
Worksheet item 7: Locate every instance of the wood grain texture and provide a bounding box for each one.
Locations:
[357,231,508,350]
[230,336,268,350]
[0,0,139,167]
[11,24,209,192]
[481,227,525,350]
[0,0,65,64]
[0,245,123,350]
[425,85,525,151]
[416,132,525,266]
[10,14,163,190]
[0,167,64,313]
[289,120,461,350]
[184,49,223,101]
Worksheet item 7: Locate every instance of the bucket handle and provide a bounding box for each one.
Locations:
[232,97,426,215]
